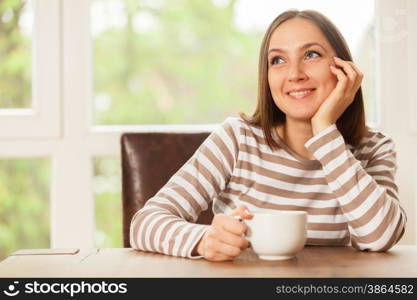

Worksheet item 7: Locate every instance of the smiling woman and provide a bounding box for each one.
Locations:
[268,21,339,124]
[244,11,366,155]
[129,9,407,262]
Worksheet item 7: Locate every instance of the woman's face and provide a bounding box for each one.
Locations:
[267,17,338,122]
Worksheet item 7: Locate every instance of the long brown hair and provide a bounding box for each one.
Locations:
[241,9,367,150]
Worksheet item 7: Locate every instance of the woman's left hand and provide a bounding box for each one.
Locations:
[311,57,363,135]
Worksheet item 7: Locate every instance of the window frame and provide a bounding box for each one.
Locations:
[0,0,61,138]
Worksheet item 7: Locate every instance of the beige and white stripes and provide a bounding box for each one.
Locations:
[130,117,406,258]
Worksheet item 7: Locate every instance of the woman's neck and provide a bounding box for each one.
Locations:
[277,118,316,160]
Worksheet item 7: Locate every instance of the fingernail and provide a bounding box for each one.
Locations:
[233,215,243,222]
[334,57,341,61]
[244,209,252,216]
[330,66,336,69]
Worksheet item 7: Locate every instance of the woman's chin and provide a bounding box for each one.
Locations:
[277,100,322,122]
[285,111,317,122]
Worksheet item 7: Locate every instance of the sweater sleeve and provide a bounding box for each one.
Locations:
[129,118,240,258]
[305,124,406,251]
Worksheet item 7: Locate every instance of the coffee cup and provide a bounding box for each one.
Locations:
[242,210,307,260]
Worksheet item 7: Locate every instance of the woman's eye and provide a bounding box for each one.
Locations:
[306,50,321,59]
[271,56,284,65]
[270,51,320,65]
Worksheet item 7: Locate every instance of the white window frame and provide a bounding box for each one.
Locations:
[0,0,60,138]
[0,0,415,249]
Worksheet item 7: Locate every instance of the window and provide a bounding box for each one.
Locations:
[93,157,122,248]
[90,0,258,126]
[0,0,59,260]
[0,0,60,138]
[0,0,33,109]
[0,158,50,260]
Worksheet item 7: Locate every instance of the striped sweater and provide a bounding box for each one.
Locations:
[130,117,406,258]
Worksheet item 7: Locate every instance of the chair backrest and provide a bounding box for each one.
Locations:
[121,132,213,247]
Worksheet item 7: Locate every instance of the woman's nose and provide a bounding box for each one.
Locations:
[287,63,307,82]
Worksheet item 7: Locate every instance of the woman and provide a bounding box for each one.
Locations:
[130,10,406,261]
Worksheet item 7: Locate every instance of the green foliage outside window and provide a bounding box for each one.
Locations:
[0,0,31,108]
[92,0,260,125]
[94,157,122,248]
[0,159,50,261]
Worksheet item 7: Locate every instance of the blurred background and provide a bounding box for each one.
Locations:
[0,0,414,260]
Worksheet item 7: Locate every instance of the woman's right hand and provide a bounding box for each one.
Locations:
[194,205,253,261]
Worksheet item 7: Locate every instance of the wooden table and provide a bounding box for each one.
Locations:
[0,245,416,278]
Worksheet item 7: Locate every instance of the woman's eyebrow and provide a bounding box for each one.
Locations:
[268,42,327,55]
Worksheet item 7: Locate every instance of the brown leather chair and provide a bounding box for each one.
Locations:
[121,132,214,247]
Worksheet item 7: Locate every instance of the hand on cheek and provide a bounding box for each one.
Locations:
[311,57,363,135]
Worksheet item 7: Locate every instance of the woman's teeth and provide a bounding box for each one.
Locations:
[288,89,316,99]
[289,89,313,97]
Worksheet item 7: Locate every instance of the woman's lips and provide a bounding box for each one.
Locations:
[287,88,316,99]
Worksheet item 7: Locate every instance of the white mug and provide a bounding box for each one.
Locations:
[242,210,307,260]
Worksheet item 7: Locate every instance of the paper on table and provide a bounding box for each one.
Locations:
[11,248,80,256]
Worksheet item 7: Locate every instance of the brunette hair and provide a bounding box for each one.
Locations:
[241,9,367,149]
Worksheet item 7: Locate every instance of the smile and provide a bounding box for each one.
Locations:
[287,88,316,99]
